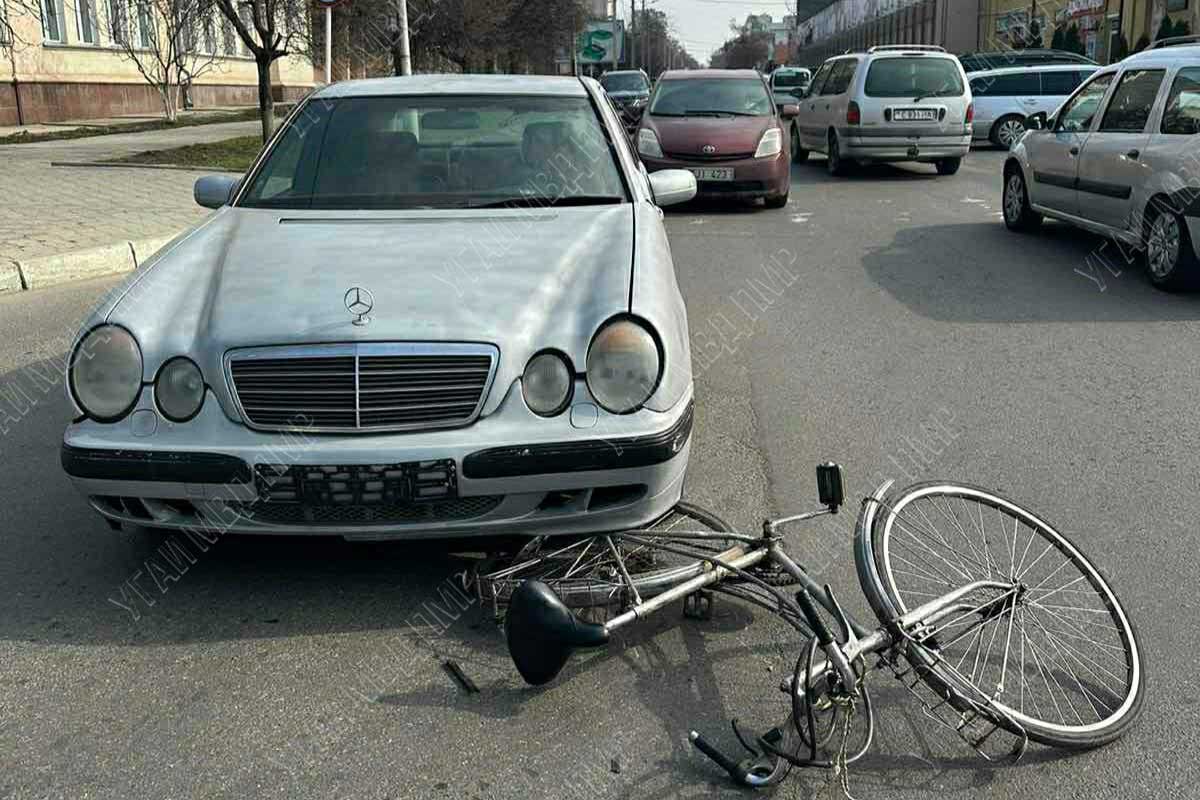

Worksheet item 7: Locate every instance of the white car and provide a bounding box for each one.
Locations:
[791,45,973,176]
[1003,38,1200,290]
[968,64,1099,149]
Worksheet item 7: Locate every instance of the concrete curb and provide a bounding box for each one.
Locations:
[50,161,242,173]
[11,234,178,292]
[1,260,24,294]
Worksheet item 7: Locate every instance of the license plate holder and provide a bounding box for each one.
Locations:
[255,459,458,505]
[689,167,734,182]
[893,108,938,122]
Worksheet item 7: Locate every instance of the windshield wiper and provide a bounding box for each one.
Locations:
[684,109,759,117]
[470,195,623,209]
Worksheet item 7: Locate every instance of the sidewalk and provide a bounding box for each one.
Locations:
[0,106,256,140]
[0,119,260,293]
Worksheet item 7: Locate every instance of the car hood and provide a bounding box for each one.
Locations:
[645,114,774,158]
[102,205,634,420]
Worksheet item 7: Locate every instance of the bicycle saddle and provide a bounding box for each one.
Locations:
[505,580,609,685]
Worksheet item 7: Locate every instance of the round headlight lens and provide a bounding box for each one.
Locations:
[70,326,143,421]
[155,357,206,422]
[586,319,661,414]
[522,351,573,416]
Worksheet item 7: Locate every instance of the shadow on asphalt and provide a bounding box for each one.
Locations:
[862,221,1200,322]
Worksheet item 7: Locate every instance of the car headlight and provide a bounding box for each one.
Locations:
[155,357,206,422]
[586,319,661,414]
[522,351,573,417]
[755,127,783,158]
[638,128,664,158]
[70,325,143,422]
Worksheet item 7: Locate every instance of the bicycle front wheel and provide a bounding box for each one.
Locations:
[859,481,1145,749]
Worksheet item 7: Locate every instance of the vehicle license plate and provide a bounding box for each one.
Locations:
[689,167,734,181]
[893,108,938,122]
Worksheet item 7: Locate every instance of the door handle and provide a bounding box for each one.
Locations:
[1126,149,1140,160]
[1069,146,1080,156]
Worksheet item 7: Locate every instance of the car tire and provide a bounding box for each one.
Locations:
[934,157,962,176]
[827,132,850,176]
[1144,202,1200,292]
[791,125,809,164]
[990,115,1027,150]
[764,192,789,209]
[1002,166,1043,232]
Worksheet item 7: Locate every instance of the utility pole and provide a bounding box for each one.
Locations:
[631,0,637,70]
[397,0,413,75]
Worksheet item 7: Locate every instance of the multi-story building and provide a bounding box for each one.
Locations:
[0,3,313,127]
[794,0,985,67]
[980,0,1195,65]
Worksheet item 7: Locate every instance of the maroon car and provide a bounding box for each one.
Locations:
[636,69,798,208]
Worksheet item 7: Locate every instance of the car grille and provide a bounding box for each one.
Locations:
[226,343,498,432]
[663,150,755,163]
[226,495,503,526]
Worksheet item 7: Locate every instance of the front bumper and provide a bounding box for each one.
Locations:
[62,380,694,540]
[641,152,790,200]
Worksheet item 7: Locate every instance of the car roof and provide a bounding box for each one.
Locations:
[1120,43,1200,68]
[602,70,645,76]
[312,74,589,99]
[966,63,1099,78]
[660,69,759,80]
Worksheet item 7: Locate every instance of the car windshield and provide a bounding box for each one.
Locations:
[864,57,964,98]
[239,95,626,210]
[602,73,648,92]
[649,78,773,116]
[773,71,809,88]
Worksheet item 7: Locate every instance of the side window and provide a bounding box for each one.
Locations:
[819,62,846,96]
[1057,72,1115,132]
[1040,70,1085,96]
[1099,69,1166,133]
[823,60,858,95]
[808,64,832,96]
[986,73,1040,97]
[970,77,991,97]
[1161,68,1200,136]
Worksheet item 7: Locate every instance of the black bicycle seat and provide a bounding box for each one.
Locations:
[505,580,609,685]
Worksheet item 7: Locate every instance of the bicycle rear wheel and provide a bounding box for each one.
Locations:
[474,501,738,616]
[858,481,1144,749]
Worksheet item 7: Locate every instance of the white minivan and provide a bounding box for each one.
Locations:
[969,64,1099,149]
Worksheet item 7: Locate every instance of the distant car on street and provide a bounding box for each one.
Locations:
[769,66,812,110]
[791,45,973,176]
[958,48,1098,75]
[969,63,1100,148]
[636,69,797,208]
[1003,38,1200,290]
[60,74,702,540]
[600,69,652,112]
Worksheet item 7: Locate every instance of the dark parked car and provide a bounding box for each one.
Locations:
[958,48,1097,74]
[635,69,797,208]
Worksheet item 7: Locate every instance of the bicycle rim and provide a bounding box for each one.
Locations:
[865,482,1143,747]
[475,502,736,613]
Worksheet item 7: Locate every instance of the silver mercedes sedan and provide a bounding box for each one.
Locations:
[61,75,700,540]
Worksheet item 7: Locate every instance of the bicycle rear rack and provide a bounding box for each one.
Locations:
[882,649,1028,763]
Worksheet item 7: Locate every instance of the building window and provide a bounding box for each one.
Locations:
[107,0,129,45]
[136,1,152,48]
[77,0,99,44]
[42,0,65,42]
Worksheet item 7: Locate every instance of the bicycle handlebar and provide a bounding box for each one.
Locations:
[689,730,754,785]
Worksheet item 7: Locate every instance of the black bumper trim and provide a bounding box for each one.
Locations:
[462,402,694,480]
[62,445,252,484]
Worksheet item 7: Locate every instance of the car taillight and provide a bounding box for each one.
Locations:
[966,102,974,124]
[847,101,861,126]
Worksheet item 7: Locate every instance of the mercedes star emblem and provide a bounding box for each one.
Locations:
[344,287,374,326]
[701,144,717,154]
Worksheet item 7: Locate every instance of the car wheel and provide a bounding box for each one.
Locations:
[791,125,808,164]
[827,132,850,176]
[990,115,1027,150]
[1002,168,1043,232]
[1145,204,1199,291]
[934,157,962,176]
[765,191,789,209]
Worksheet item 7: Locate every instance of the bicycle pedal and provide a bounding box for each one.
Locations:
[684,590,715,620]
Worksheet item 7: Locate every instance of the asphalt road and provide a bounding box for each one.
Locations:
[2,149,1197,800]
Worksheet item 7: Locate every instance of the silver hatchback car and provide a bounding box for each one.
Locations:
[1003,38,1200,290]
[791,45,973,176]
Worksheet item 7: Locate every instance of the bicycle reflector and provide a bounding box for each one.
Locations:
[816,462,844,512]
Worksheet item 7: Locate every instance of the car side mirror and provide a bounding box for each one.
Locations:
[194,174,239,208]
[780,104,800,120]
[1025,111,1048,132]
[649,169,697,207]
